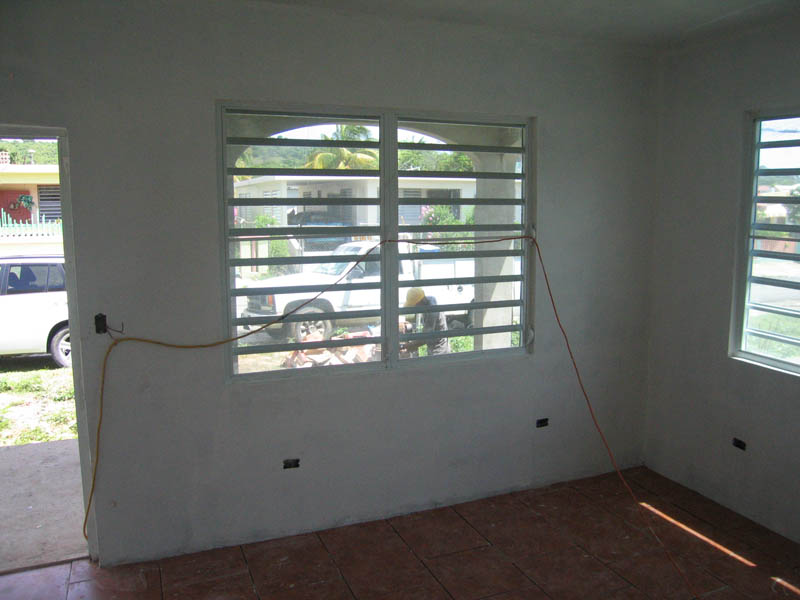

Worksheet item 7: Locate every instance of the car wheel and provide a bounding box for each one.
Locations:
[292,307,332,342]
[50,325,71,368]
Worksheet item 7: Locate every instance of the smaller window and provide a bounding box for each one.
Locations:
[733,115,800,374]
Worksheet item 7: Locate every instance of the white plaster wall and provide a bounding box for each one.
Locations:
[647,20,800,542]
[1,1,655,564]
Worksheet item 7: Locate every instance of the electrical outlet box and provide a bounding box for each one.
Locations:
[536,418,549,428]
[283,458,300,469]
[95,313,107,334]
[732,438,747,451]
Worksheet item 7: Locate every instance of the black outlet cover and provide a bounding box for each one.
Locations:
[283,458,300,469]
[732,438,747,451]
[536,418,549,428]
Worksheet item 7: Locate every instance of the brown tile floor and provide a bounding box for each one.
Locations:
[1,467,798,599]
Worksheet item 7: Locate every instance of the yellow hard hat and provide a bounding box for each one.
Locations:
[404,287,425,307]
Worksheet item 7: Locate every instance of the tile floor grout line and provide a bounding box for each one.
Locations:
[315,531,358,600]
[157,559,164,600]
[451,504,496,547]
[63,560,71,600]
[238,544,261,600]
[594,552,640,596]
[66,559,75,600]
[386,518,457,600]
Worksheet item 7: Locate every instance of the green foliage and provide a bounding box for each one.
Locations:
[47,407,75,427]
[52,388,75,402]
[462,206,475,226]
[398,146,474,172]
[254,215,292,275]
[0,407,10,432]
[747,313,800,362]
[0,140,59,164]
[17,194,34,211]
[304,147,378,170]
[421,204,460,226]
[329,125,373,141]
[0,374,44,394]
[14,427,54,445]
[450,336,473,353]
[420,204,470,250]
[254,215,278,227]
[0,363,76,446]
[233,125,377,178]
[437,152,474,172]
[234,145,310,172]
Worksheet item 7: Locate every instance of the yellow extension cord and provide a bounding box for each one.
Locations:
[81,235,698,598]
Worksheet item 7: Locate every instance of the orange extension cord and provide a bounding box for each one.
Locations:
[82,235,698,598]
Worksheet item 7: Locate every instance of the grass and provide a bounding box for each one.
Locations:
[747,312,800,363]
[15,427,55,445]
[0,357,76,446]
[0,374,45,394]
[47,407,75,427]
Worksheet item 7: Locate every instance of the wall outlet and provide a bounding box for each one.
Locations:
[536,418,549,428]
[732,438,747,451]
[283,458,300,469]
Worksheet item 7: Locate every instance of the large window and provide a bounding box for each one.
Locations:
[732,115,800,374]
[221,107,533,376]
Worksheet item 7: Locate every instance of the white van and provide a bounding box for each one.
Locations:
[0,255,71,367]
[238,241,474,340]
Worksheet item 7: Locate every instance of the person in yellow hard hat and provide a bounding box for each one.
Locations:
[401,287,450,355]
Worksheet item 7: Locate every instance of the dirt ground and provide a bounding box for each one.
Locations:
[0,356,77,446]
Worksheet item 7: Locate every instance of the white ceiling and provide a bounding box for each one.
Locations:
[266,0,800,45]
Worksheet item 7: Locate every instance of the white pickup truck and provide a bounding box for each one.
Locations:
[238,240,475,341]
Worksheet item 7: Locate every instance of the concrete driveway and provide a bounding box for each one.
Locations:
[0,438,87,573]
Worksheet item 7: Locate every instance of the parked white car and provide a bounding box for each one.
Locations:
[0,255,71,367]
[238,241,475,340]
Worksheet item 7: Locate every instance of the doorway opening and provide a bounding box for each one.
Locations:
[0,127,86,573]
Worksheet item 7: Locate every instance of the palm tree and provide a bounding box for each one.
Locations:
[304,124,378,169]
[304,146,378,170]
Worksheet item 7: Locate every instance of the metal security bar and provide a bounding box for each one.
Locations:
[228,197,378,207]
[735,114,800,374]
[228,137,380,149]
[396,117,527,358]
[222,107,532,375]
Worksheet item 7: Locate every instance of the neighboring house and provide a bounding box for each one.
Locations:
[0,163,63,255]
[233,175,521,226]
[0,163,61,223]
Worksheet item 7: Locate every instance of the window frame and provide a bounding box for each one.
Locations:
[730,109,800,376]
[218,102,537,380]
